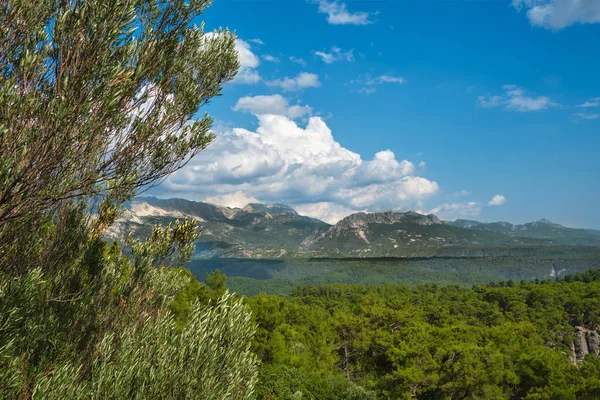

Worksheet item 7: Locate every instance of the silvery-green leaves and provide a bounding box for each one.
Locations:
[0,0,238,227]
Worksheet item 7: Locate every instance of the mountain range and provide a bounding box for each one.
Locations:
[107,197,600,258]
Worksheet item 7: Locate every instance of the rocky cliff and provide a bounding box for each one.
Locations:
[569,326,600,365]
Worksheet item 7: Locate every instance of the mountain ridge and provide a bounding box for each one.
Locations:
[109,197,331,258]
[108,197,600,258]
[447,217,600,246]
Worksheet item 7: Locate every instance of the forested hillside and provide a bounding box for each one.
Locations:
[185,246,600,296]
[448,219,600,246]
[243,270,600,399]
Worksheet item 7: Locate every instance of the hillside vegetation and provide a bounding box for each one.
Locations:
[243,270,600,399]
[195,246,600,296]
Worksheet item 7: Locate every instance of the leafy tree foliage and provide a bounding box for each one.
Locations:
[244,271,600,399]
[0,1,259,398]
[0,0,238,279]
[0,222,258,399]
[0,0,238,226]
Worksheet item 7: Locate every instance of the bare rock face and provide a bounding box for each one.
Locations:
[587,330,600,356]
[574,327,590,363]
[568,341,577,365]
[570,326,600,365]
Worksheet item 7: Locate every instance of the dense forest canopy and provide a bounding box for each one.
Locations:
[243,270,600,399]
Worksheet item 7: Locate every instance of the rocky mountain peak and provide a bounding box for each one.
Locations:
[110,198,600,257]
[451,219,483,228]
[300,210,446,252]
[242,203,298,215]
[335,210,441,228]
[524,218,563,229]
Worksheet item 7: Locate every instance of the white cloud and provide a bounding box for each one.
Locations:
[477,85,558,112]
[289,56,307,67]
[512,0,600,30]
[266,72,321,92]
[574,112,600,120]
[418,161,426,168]
[353,74,406,95]
[160,95,439,221]
[315,46,354,64]
[248,38,265,45]
[578,97,600,108]
[204,191,259,208]
[262,54,280,63]
[476,95,503,108]
[356,87,377,95]
[235,69,261,85]
[428,202,482,220]
[295,202,359,224]
[315,52,335,64]
[233,94,312,119]
[315,0,374,25]
[574,98,600,118]
[233,39,261,84]
[488,195,506,206]
[367,75,406,85]
[235,39,259,69]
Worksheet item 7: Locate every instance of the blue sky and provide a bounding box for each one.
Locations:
[153,0,600,228]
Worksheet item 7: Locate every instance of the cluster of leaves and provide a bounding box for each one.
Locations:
[0,0,238,229]
[0,218,258,399]
[245,270,600,399]
[0,1,260,398]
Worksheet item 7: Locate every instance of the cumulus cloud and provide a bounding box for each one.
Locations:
[233,94,312,119]
[204,191,259,208]
[315,46,354,64]
[428,202,482,220]
[233,39,261,84]
[488,195,506,206]
[266,72,321,91]
[295,202,359,224]
[159,95,439,222]
[315,0,374,25]
[477,85,558,112]
[512,0,600,30]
